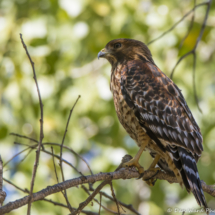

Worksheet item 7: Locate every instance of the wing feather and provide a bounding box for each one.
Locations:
[120,60,203,157]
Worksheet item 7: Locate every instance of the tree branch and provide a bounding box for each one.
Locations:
[0,166,214,214]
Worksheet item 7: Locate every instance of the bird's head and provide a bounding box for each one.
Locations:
[98,38,154,67]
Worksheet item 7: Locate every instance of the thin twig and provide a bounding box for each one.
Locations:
[42,198,68,208]
[170,0,211,112]
[44,142,93,175]
[13,141,83,177]
[81,185,125,215]
[192,51,202,112]
[90,154,140,215]
[51,147,59,184]
[170,0,211,78]
[11,134,94,175]
[96,190,140,215]
[42,148,83,176]
[98,194,102,215]
[179,0,196,49]
[71,181,110,215]
[58,95,80,213]
[3,177,29,194]
[147,1,208,45]
[3,147,32,167]
[59,95,80,176]
[51,147,72,213]
[19,34,44,215]
[0,156,6,207]
[109,181,121,215]
[42,198,99,215]
[19,149,34,164]
[90,155,140,215]
[10,133,38,143]
[14,142,35,147]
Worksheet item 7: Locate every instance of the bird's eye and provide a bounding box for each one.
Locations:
[114,43,121,49]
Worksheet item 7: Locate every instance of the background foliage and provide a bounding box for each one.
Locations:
[0,0,215,214]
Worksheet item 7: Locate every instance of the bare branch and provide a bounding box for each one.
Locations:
[3,147,31,167]
[19,34,44,215]
[1,166,214,214]
[10,133,38,143]
[147,1,208,45]
[170,0,211,78]
[57,95,81,213]
[179,0,196,49]
[43,198,99,215]
[51,147,73,213]
[11,135,94,175]
[81,185,124,215]
[170,0,211,112]
[12,142,83,177]
[192,51,202,112]
[42,148,83,176]
[51,147,59,184]
[109,181,121,215]
[3,177,29,194]
[59,95,81,176]
[95,190,140,215]
[45,199,97,215]
[98,194,102,215]
[0,156,6,207]
[71,181,109,215]
[44,142,93,175]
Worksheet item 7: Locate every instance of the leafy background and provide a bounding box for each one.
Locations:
[0,0,215,214]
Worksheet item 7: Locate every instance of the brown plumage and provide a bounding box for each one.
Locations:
[98,38,207,209]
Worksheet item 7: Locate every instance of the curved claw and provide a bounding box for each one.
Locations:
[144,170,160,186]
[137,172,145,180]
[144,170,160,181]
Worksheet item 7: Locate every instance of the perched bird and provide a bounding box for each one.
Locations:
[98,39,207,209]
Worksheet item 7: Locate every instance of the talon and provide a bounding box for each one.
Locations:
[152,178,157,186]
[143,170,160,186]
[144,170,160,181]
[122,158,144,174]
[137,172,145,180]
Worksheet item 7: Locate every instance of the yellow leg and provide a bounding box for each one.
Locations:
[148,154,160,170]
[144,154,161,186]
[122,136,150,174]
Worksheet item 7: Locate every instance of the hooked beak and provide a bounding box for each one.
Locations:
[98,48,108,59]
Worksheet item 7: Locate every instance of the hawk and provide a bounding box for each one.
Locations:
[98,39,207,209]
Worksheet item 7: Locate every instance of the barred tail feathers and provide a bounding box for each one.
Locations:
[178,147,207,209]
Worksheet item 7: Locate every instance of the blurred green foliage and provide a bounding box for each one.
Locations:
[0,0,215,214]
